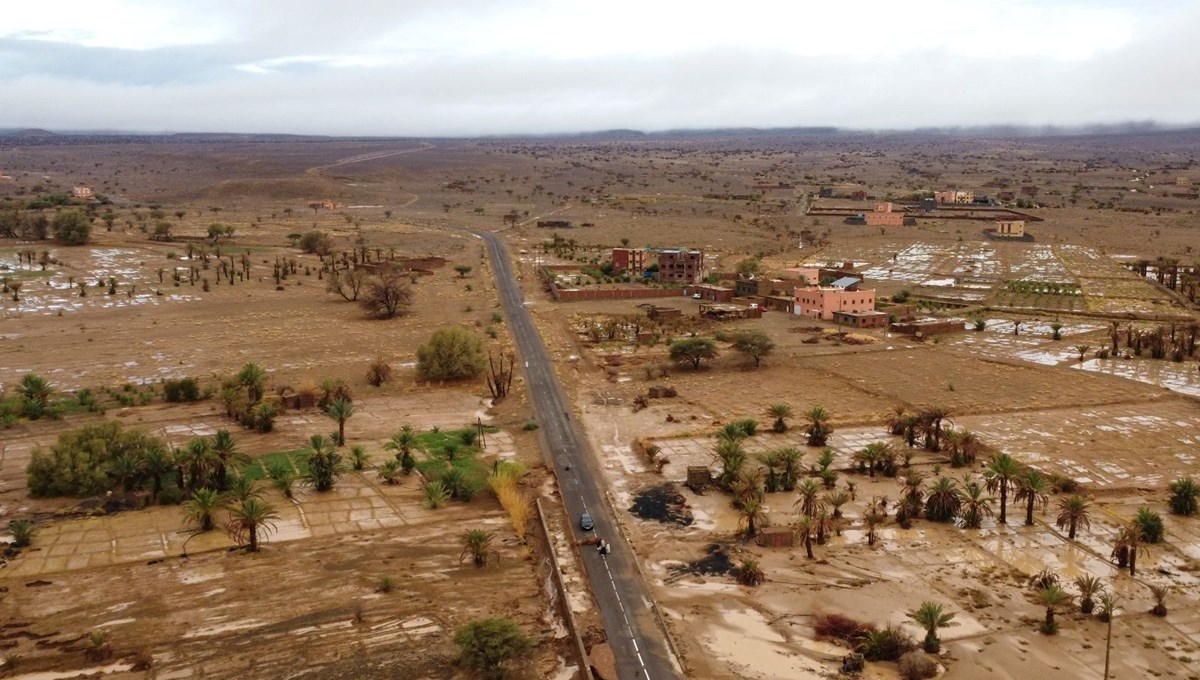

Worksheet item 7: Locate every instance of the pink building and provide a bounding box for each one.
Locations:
[865,202,904,227]
[793,282,876,320]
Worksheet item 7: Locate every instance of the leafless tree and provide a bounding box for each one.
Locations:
[359,268,412,319]
[486,351,516,400]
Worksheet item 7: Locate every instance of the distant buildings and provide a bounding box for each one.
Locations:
[934,190,974,204]
[609,246,705,284]
[72,186,94,199]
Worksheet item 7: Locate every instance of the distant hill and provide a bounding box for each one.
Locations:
[0,128,57,138]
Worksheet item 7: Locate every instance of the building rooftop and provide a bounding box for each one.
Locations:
[830,276,862,289]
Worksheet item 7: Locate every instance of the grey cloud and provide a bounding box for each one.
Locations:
[1,3,1199,135]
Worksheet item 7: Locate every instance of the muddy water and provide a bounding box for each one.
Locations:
[1073,357,1200,397]
[702,607,825,679]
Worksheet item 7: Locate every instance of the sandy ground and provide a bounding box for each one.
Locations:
[3,133,1200,679]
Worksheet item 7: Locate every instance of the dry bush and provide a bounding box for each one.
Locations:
[898,651,939,680]
[366,358,393,386]
[489,464,532,543]
[813,613,874,644]
[295,379,320,406]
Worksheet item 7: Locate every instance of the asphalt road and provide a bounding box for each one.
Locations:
[474,230,680,680]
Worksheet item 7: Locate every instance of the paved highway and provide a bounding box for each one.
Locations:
[474,230,680,680]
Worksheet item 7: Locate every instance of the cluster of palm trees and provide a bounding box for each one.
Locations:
[1105,320,1199,362]
[219,362,278,433]
[5,372,56,420]
[885,405,957,456]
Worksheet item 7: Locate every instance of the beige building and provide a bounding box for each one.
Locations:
[994,220,1025,238]
[934,190,974,204]
[72,186,94,199]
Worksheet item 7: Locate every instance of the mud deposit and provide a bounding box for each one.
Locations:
[630,483,694,526]
[669,543,734,577]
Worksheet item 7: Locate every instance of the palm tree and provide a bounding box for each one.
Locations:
[856,443,892,478]
[324,397,355,446]
[1096,593,1119,623]
[731,469,765,508]
[778,448,803,491]
[825,490,851,519]
[805,406,833,446]
[794,479,822,518]
[210,429,246,491]
[864,507,885,546]
[907,601,956,653]
[349,445,370,471]
[1056,495,1091,540]
[738,498,767,537]
[925,476,961,523]
[1112,523,1150,576]
[266,462,296,499]
[178,437,216,491]
[1074,574,1104,615]
[183,488,225,532]
[226,497,279,552]
[1036,584,1073,635]
[423,480,450,509]
[898,470,926,520]
[460,529,498,567]
[983,453,1021,524]
[17,373,53,407]
[917,405,951,451]
[318,377,352,408]
[1149,584,1169,617]
[383,425,421,474]
[224,474,261,504]
[1169,477,1199,516]
[377,459,403,484]
[713,438,746,492]
[958,478,994,529]
[736,560,765,586]
[717,422,748,444]
[767,403,792,433]
[109,454,145,493]
[886,405,909,436]
[236,362,267,404]
[813,507,834,544]
[304,434,346,492]
[943,429,981,467]
[1014,469,1051,526]
[758,450,783,493]
[795,516,815,559]
[142,447,174,498]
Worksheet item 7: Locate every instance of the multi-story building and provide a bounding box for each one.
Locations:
[793,278,876,320]
[657,249,705,284]
[611,247,647,275]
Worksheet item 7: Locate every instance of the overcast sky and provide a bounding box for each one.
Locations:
[2,0,1198,136]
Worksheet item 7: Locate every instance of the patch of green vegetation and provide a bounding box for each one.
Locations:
[413,426,498,452]
[242,449,307,481]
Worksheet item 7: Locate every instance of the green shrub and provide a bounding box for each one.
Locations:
[157,486,184,506]
[522,421,539,431]
[27,421,168,497]
[1133,507,1165,543]
[163,378,201,402]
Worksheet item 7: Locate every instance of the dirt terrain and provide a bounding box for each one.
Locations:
[2,130,1200,679]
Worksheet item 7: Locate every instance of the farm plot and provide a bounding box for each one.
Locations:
[955,400,1200,488]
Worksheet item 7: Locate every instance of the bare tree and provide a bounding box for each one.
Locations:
[327,268,368,301]
[486,351,516,400]
[360,268,412,319]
